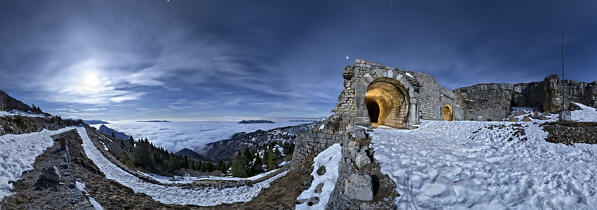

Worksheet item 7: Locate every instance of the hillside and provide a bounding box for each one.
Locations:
[200,122,319,162]
[0,90,46,115]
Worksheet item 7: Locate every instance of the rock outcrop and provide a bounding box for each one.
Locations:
[455,74,597,121]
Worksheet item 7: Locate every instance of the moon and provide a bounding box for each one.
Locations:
[83,71,100,87]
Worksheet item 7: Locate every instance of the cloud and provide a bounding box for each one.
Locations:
[1,0,596,121]
[102,120,310,153]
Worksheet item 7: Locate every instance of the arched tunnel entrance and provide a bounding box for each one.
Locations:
[443,104,453,121]
[365,80,410,128]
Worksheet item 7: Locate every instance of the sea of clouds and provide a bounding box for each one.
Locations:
[91,120,309,154]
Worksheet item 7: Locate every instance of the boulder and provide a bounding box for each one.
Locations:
[314,183,324,194]
[344,174,374,201]
[348,141,359,160]
[297,198,308,204]
[307,196,320,206]
[40,165,61,184]
[316,166,326,176]
[346,124,367,141]
[355,151,371,169]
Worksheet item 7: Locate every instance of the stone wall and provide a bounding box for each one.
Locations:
[290,116,344,170]
[441,87,464,121]
[415,72,442,120]
[455,74,597,121]
[454,83,514,121]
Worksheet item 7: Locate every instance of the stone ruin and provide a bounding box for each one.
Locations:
[290,58,597,208]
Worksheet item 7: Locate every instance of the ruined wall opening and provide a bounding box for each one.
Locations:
[365,79,410,128]
[442,104,453,121]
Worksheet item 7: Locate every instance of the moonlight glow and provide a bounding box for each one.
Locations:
[84,71,100,87]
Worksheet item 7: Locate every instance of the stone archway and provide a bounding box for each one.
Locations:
[365,79,410,128]
[442,104,453,121]
[353,68,419,129]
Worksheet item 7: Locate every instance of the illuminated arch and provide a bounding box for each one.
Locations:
[442,104,453,121]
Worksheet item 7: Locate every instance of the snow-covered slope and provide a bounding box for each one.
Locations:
[138,168,282,184]
[572,102,597,122]
[76,127,285,206]
[296,143,342,209]
[372,121,597,209]
[0,127,74,201]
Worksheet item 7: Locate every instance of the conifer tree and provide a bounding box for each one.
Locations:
[231,150,249,177]
[253,155,263,173]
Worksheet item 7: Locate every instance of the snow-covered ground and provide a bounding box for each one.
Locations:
[0,127,74,201]
[90,120,309,153]
[296,143,342,209]
[0,110,46,118]
[139,168,282,184]
[76,127,286,206]
[372,121,597,209]
[571,102,597,122]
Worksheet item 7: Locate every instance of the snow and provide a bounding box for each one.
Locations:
[571,102,597,122]
[0,127,73,201]
[0,110,46,118]
[76,181,104,210]
[89,120,308,153]
[296,143,342,210]
[100,141,109,151]
[137,172,198,184]
[405,72,414,78]
[76,127,286,206]
[319,124,325,130]
[371,121,597,209]
[139,168,282,184]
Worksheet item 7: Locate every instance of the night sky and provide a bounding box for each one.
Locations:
[1,0,595,121]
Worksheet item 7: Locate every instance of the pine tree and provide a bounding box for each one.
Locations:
[128,136,135,151]
[231,150,249,177]
[262,145,269,165]
[253,155,263,173]
[216,161,226,172]
[266,146,277,170]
